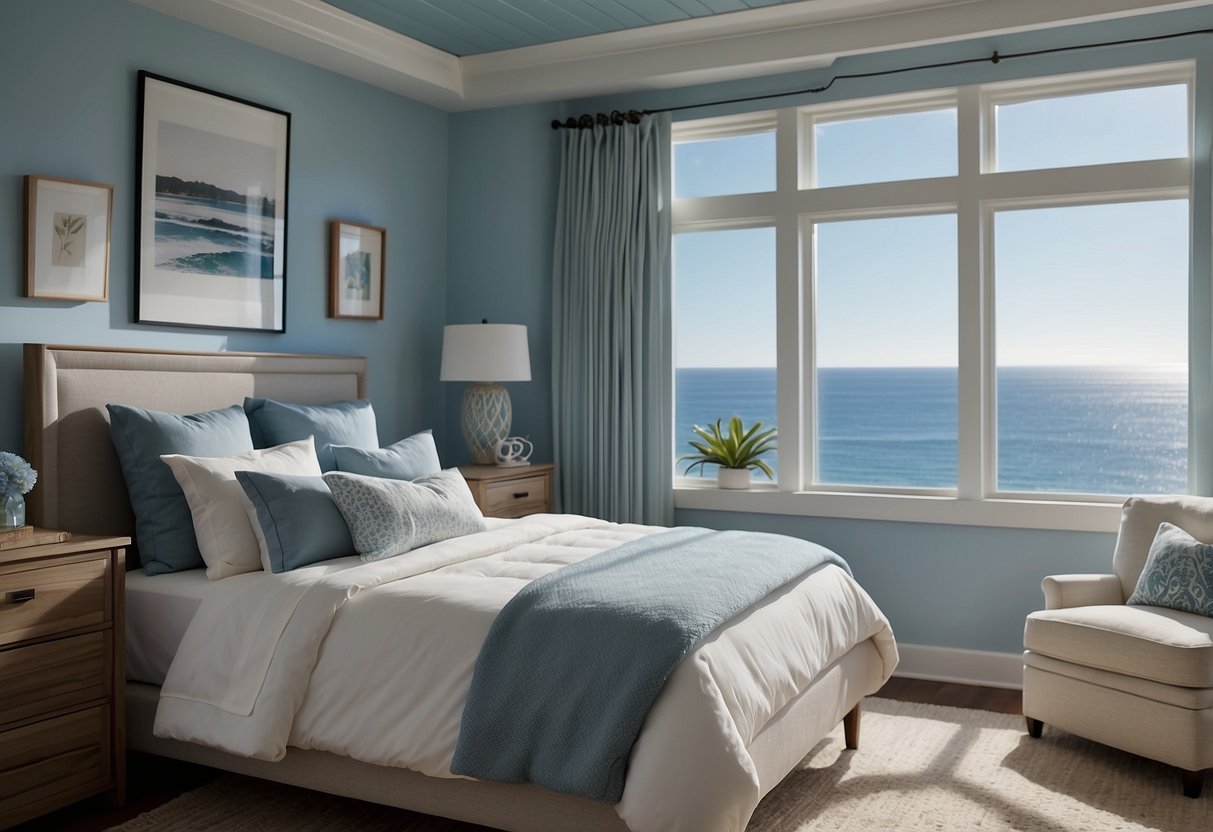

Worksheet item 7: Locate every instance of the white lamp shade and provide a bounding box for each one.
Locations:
[440,323,532,382]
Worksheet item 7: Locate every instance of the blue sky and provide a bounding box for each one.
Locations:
[673,83,1189,369]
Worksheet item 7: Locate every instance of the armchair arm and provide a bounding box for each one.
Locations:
[1041,574,1124,610]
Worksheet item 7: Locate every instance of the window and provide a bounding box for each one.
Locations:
[992,83,1188,172]
[674,226,777,480]
[672,63,1194,528]
[673,115,775,198]
[994,200,1189,495]
[814,214,957,488]
[812,106,957,187]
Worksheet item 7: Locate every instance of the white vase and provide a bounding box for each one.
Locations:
[717,468,751,490]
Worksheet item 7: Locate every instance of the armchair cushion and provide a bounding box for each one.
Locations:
[1127,522,1213,617]
[1025,604,1213,688]
[1112,495,1213,600]
[1041,574,1123,609]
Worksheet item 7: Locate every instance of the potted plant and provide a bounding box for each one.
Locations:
[680,416,776,489]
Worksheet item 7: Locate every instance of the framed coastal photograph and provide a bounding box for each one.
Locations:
[136,71,290,331]
[329,220,385,320]
[24,175,113,301]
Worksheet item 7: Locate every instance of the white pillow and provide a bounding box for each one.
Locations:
[161,437,322,580]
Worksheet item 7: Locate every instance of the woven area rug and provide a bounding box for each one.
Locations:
[110,697,1210,831]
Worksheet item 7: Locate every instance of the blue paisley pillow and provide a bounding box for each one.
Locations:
[1127,522,1213,617]
[323,469,485,562]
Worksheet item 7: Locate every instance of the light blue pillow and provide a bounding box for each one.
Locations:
[106,403,253,575]
[236,471,354,573]
[244,398,378,472]
[1127,522,1213,617]
[323,469,485,562]
[331,431,441,480]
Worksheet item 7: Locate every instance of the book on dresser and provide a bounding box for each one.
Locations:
[0,533,129,829]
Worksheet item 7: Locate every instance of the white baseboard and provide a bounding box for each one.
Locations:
[893,643,1023,690]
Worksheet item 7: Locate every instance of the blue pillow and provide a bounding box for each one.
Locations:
[244,398,378,472]
[332,431,441,480]
[107,403,253,575]
[236,471,354,573]
[1127,522,1213,618]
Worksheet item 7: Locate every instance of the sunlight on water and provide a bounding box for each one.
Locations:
[674,366,1187,494]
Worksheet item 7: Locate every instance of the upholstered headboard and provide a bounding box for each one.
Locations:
[23,344,368,558]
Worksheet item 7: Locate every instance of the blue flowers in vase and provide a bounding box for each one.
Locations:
[0,452,37,530]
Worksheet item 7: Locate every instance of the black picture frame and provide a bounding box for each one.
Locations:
[135,71,290,332]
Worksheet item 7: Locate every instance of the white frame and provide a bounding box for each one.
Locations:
[671,61,1195,533]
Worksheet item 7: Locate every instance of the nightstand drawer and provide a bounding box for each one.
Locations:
[0,704,110,821]
[0,632,110,727]
[483,475,548,517]
[0,556,109,646]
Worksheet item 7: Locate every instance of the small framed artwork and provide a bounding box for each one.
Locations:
[136,71,290,332]
[329,220,385,320]
[24,175,113,301]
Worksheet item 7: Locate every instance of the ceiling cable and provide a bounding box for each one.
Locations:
[551,25,1212,129]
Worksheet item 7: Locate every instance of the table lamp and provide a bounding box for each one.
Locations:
[440,321,531,464]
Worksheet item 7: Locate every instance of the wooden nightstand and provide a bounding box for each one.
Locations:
[459,463,555,518]
[0,532,128,830]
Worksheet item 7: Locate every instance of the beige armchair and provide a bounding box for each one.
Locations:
[1023,495,1213,798]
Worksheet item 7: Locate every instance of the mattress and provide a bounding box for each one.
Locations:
[126,567,214,684]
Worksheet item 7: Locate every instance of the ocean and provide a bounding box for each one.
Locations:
[675,366,1188,494]
[154,194,276,279]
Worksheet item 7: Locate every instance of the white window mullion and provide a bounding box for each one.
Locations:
[956,85,983,500]
[775,107,803,491]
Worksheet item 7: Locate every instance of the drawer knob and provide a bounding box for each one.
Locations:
[6,588,36,603]
[512,492,528,499]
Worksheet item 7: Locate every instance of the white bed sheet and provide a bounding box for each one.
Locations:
[125,567,215,684]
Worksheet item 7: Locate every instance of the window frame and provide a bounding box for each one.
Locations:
[670,62,1195,533]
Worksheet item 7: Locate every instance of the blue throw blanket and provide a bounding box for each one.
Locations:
[450,527,850,803]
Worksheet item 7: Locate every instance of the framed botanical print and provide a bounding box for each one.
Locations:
[24,175,113,301]
[136,71,290,332]
[329,220,385,320]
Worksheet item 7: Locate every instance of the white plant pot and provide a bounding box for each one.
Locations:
[717,468,751,490]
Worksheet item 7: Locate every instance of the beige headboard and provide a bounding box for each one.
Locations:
[23,344,368,558]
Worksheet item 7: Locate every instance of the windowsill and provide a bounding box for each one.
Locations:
[673,483,1122,533]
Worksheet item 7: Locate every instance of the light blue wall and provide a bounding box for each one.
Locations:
[447,7,1213,654]
[444,103,562,465]
[0,0,450,455]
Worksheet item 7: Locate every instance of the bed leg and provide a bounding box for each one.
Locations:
[843,703,861,750]
[1026,717,1043,738]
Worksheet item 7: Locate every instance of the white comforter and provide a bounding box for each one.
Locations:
[155,514,897,832]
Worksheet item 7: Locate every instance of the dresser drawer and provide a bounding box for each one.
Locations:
[0,632,110,728]
[0,704,110,822]
[0,556,110,646]
[483,475,549,517]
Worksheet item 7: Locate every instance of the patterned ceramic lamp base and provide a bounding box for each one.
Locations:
[462,382,512,464]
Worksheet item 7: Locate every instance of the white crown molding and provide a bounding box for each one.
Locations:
[133,0,1208,111]
[131,0,464,109]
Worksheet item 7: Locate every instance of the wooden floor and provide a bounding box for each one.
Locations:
[11,678,1021,832]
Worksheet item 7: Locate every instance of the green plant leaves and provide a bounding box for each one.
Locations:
[679,416,777,478]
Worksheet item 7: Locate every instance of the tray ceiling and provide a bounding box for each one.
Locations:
[322,0,801,56]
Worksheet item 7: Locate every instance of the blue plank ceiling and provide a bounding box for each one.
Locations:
[323,0,799,55]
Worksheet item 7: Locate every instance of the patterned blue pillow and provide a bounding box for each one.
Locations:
[323,469,485,562]
[1127,522,1213,617]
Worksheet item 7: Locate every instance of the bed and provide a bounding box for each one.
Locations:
[23,343,897,832]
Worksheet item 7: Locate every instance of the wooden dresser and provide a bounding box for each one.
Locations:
[0,533,128,829]
[459,463,555,518]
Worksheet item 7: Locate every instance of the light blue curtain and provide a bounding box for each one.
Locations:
[552,113,673,525]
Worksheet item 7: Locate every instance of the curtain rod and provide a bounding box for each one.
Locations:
[550,26,1212,129]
